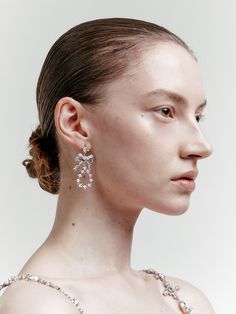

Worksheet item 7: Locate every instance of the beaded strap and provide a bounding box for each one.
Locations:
[141,269,194,313]
[0,270,193,314]
[0,273,84,313]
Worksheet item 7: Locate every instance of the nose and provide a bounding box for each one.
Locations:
[180,125,213,160]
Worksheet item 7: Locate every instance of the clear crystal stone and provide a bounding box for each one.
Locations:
[28,275,39,281]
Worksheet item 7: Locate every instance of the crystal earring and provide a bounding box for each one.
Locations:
[73,143,94,190]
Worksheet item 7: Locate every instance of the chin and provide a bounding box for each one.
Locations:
[167,205,189,216]
[147,196,191,216]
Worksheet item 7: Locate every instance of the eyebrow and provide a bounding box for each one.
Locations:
[142,88,207,109]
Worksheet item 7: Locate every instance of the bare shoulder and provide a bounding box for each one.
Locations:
[167,274,215,313]
[0,279,78,314]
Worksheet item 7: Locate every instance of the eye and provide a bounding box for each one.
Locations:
[154,107,174,119]
[195,113,205,123]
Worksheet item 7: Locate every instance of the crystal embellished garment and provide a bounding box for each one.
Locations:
[0,269,194,313]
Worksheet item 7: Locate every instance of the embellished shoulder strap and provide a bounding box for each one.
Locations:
[140,269,194,314]
[0,273,84,313]
[1,270,194,314]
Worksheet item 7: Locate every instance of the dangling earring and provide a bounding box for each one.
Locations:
[73,143,94,190]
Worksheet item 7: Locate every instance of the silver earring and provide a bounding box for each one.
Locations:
[73,144,94,190]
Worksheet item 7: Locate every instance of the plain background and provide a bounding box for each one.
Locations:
[0,1,235,313]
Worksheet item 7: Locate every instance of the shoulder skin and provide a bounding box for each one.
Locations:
[0,279,79,314]
[166,275,215,313]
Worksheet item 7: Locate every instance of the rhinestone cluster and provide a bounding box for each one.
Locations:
[141,269,194,313]
[73,144,94,190]
[0,274,84,313]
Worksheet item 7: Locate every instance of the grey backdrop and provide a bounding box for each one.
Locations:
[0,1,235,313]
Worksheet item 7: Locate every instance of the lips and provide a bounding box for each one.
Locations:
[171,170,198,181]
[171,170,198,192]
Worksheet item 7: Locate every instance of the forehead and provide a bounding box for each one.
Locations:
[103,42,205,107]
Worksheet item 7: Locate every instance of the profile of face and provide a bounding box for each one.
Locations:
[60,42,213,216]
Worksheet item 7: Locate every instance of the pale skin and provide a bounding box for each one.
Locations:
[0,43,215,313]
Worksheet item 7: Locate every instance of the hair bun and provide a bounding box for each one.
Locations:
[22,125,60,194]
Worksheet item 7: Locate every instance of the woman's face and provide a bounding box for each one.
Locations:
[88,42,213,215]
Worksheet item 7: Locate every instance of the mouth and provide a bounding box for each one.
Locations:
[171,178,196,192]
[170,170,198,192]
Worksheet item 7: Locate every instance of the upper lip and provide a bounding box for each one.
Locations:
[171,170,198,181]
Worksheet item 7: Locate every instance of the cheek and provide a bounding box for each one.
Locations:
[92,116,149,200]
[94,117,144,183]
[93,114,175,194]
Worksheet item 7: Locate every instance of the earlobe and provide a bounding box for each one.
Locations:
[54,97,88,148]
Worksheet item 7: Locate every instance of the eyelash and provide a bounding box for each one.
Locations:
[195,113,205,123]
[155,107,174,118]
[154,107,205,123]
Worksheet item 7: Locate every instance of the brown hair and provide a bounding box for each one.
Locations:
[22,17,193,194]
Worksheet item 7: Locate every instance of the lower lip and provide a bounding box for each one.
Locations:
[171,179,196,192]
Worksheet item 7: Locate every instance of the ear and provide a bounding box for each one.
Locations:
[54,97,91,150]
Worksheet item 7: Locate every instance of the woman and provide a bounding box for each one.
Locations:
[0,18,214,313]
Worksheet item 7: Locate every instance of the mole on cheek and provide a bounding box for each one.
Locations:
[72,223,75,226]
[69,186,72,190]
[141,114,144,117]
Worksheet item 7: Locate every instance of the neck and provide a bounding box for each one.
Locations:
[45,182,142,279]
